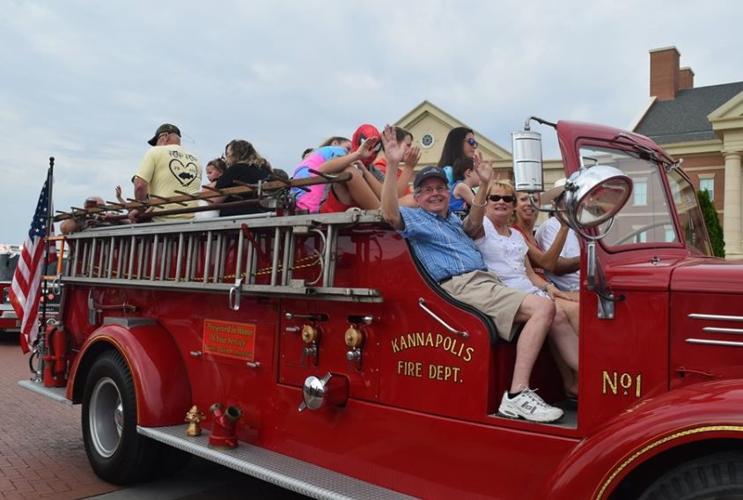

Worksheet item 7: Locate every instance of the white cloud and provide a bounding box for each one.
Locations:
[0,0,742,243]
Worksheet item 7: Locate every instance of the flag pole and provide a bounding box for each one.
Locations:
[35,157,54,380]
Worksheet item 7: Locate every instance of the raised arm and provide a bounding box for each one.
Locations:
[317,138,379,174]
[453,181,475,207]
[132,176,149,202]
[380,125,405,231]
[397,146,420,197]
[525,222,569,272]
[463,152,492,238]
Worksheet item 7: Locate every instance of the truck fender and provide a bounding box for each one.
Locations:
[67,320,191,427]
[542,380,743,500]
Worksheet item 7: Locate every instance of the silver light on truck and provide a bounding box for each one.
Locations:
[564,165,632,229]
[512,130,544,193]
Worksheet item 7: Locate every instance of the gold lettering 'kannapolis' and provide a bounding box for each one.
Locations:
[391,332,475,384]
[391,332,474,362]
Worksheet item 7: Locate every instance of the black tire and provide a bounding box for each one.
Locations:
[81,350,161,484]
[638,452,743,500]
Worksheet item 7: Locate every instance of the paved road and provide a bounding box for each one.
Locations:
[0,334,305,500]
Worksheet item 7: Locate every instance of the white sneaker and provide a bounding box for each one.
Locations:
[498,389,564,423]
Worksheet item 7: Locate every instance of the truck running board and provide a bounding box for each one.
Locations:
[17,379,72,405]
[137,425,414,500]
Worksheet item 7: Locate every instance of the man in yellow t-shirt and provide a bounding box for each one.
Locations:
[130,123,202,221]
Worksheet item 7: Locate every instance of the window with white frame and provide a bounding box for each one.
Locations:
[633,179,648,206]
[699,175,715,201]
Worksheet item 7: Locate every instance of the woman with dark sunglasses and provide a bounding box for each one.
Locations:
[437,127,479,216]
[437,126,478,170]
[472,178,580,400]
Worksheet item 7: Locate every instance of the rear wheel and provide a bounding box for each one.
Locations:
[82,350,160,484]
[638,452,743,500]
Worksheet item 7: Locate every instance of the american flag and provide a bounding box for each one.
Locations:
[10,169,54,353]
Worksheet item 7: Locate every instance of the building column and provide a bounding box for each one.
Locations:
[723,152,742,258]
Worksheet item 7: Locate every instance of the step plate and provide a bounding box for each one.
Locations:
[17,379,72,405]
[138,424,414,500]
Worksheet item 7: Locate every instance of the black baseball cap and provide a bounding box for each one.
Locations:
[147,123,181,146]
[413,166,448,190]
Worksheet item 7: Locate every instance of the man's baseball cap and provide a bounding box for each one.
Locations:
[147,123,181,146]
[413,166,449,190]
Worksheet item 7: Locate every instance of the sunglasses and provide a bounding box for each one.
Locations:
[488,194,515,203]
[466,137,478,148]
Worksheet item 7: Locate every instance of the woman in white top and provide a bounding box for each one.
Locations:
[474,179,579,399]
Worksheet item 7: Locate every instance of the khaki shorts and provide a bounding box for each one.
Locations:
[440,270,526,341]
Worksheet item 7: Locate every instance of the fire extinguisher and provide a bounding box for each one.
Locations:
[42,323,68,388]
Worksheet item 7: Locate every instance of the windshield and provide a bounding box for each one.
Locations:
[666,169,713,256]
[579,146,677,248]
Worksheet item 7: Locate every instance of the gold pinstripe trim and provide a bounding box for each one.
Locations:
[594,425,743,500]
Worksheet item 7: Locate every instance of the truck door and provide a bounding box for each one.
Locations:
[572,144,684,431]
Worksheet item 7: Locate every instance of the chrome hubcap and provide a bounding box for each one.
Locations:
[89,377,123,458]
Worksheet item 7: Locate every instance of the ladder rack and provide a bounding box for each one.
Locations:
[60,210,384,304]
[53,171,351,223]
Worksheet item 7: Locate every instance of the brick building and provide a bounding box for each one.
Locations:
[633,47,743,258]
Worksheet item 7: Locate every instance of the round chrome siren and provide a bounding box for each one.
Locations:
[298,373,350,412]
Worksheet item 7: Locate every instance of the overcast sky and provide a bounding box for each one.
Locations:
[1,0,741,243]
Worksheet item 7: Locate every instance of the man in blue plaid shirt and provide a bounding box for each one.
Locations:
[380,124,566,423]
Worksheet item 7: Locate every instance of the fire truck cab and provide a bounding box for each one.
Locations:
[20,118,743,499]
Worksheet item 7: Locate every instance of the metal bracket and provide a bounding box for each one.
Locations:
[229,278,243,311]
[347,315,374,325]
[285,312,328,322]
[417,298,469,338]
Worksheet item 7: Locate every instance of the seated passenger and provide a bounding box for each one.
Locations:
[130,123,202,222]
[301,148,314,160]
[318,124,385,213]
[438,127,478,197]
[373,127,420,207]
[195,158,227,220]
[214,140,272,217]
[60,197,106,234]
[380,125,568,423]
[512,190,578,278]
[449,157,478,218]
[333,125,421,210]
[291,136,357,213]
[513,186,580,330]
[474,179,579,399]
[536,213,581,294]
[205,157,227,184]
[513,179,580,284]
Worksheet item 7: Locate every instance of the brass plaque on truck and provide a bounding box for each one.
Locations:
[203,319,256,361]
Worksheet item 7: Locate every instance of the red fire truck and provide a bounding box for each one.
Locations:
[1,250,21,334]
[19,118,743,499]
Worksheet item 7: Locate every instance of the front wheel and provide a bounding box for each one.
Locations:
[82,350,160,484]
[638,452,743,500]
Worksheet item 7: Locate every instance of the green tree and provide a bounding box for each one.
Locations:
[698,189,725,257]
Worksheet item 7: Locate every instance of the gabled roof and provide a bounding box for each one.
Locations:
[395,100,512,159]
[634,82,743,144]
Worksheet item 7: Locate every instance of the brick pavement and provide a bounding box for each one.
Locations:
[0,335,120,500]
